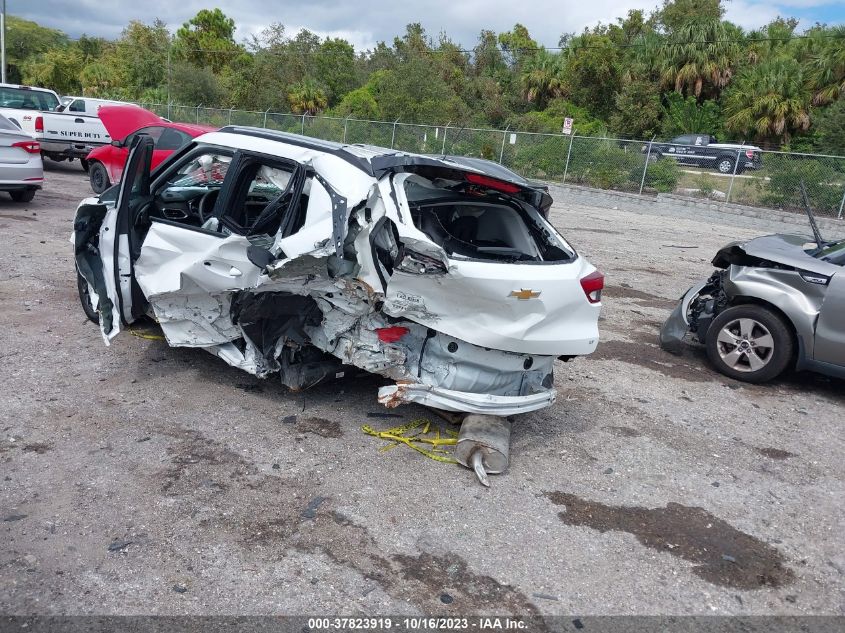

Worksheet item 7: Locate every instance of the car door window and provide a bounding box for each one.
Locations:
[69,100,85,113]
[125,126,164,148]
[222,159,297,237]
[157,127,191,151]
[153,150,234,226]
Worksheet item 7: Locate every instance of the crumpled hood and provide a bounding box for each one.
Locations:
[713,233,841,277]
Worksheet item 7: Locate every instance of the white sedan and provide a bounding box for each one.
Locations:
[72,127,603,415]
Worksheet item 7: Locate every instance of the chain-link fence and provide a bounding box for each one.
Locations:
[141,104,845,219]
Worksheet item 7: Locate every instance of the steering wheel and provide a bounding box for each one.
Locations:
[198,189,220,224]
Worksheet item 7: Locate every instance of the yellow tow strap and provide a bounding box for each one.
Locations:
[362,418,459,464]
[126,325,166,341]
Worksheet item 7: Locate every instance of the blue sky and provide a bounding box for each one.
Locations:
[16,1,845,50]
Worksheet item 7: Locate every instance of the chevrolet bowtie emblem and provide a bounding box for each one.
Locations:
[509,289,541,300]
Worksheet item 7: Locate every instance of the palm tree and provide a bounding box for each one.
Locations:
[806,25,845,105]
[723,57,810,144]
[520,49,565,107]
[287,81,328,115]
[655,18,741,99]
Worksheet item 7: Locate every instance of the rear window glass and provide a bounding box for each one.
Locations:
[0,87,59,111]
[405,175,574,263]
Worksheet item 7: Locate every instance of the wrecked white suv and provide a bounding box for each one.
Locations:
[73,128,602,415]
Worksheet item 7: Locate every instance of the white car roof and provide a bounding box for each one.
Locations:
[197,126,500,181]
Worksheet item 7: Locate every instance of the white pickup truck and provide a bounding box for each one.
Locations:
[0,83,112,168]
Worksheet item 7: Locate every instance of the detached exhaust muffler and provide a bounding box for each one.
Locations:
[455,415,512,487]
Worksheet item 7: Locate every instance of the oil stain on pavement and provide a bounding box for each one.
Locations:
[545,492,794,590]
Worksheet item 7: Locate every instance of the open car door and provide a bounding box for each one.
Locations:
[74,134,154,342]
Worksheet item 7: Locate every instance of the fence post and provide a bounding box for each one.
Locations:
[639,135,656,195]
[167,101,172,121]
[562,131,576,184]
[725,149,742,204]
[196,104,201,123]
[499,126,510,164]
[263,108,270,129]
[390,118,400,149]
[838,185,845,220]
[441,121,451,155]
[343,115,350,144]
[301,113,306,134]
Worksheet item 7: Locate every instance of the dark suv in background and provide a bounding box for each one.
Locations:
[646,134,763,174]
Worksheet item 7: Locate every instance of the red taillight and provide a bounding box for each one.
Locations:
[12,140,40,154]
[34,116,44,133]
[745,150,754,159]
[376,326,410,343]
[580,270,604,304]
[465,172,521,194]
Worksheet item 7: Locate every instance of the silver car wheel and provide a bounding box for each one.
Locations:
[718,159,733,173]
[716,318,774,373]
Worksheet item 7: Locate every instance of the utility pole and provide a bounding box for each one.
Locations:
[1,0,7,84]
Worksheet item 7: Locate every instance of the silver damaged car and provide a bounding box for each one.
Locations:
[660,230,845,383]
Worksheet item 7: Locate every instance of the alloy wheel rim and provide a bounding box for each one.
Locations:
[719,160,732,173]
[716,318,774,373]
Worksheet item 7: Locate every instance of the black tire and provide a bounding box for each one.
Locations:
[705,304,793,383]
[716,156,735,174]
[80,158,90,172]
[89,161,111,194]
[9,188,36,203]
[77,270,100,324]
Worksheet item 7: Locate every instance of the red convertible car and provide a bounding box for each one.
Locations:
[86,106,216,193]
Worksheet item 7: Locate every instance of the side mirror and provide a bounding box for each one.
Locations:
[247,245,276,271]
[110,140,122,148]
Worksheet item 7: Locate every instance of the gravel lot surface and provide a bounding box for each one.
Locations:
[1,161,843,616]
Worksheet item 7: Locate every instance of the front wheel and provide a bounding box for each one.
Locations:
[77,270,100,324]
[705,304,793,383]
[89,161,111,194]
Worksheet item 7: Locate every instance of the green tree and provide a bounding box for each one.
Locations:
[170,61,223,107]
[658,0,724,33]
[107,20,171,99]
[4,16,68,83]
[21,47,84,95]
[174,8,239,73]
[610,80,662,138]
[287,80,328,114]
[809,98,845,154]
[654,18,740,98]
[723,57,811,143]
[520,49,564,108]
[498,24,539,70]
[660,92,722,136]
[806,25,845,105]
[561,31,623,119]
[333,86,382,119]
[316,38,358,104]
